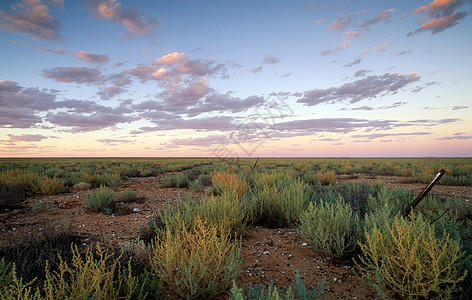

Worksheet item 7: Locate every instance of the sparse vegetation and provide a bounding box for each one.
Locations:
[1,157,471,299]
[86,185,116,214]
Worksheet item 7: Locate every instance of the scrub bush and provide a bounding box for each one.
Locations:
[299,197,361,258]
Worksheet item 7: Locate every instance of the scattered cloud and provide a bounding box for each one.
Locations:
[297,72,420,106]
[408,0,468,36]
[353,69,371,77]
[2,134,48,142]
[437,132,472,140]
[253,53,281,73]
[42,66,105,84]
[360,9,394,28]
[320,40,351,56]
[398,49,413,56]
[74,51,110,65]
[343,30,361,39]
[315,18,326,24]
[0,0,64,40]
[351,132,431,140]
[360,41,393,56]
[9,40,65,54]
[97,138,132,145]
[452,105,468,110]
[86,0,160,37]
[328,10,367,31]
[344,57,362,68]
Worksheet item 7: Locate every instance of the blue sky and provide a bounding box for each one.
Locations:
[0,0,471,157]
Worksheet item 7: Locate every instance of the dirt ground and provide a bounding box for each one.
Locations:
[1,171,470,299]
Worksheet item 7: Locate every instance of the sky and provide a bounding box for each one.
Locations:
[0,0,471,158]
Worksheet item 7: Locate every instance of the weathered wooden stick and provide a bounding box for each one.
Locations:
[252,157,260,169]
[403,169,446,217]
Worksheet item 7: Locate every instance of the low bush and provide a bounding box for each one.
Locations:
[150,216,241,299]
[33,175,64,196]
[86,185,116,214]
[252,179,311,227]
[120,188,137,203]
[212,170,249,196]
[299,197,361,258]
[303,170,337,186]
[72,181,90,191]
[357,214,467,299]
[230,270,326,300]
[160,173,189,188]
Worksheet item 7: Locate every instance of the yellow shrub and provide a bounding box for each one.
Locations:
[357,215,467,299]
[212,170,249,196]
[33,175,63,195]
[150,216,241,299]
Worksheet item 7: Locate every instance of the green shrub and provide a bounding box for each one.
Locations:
[357,214,467,299]
[86,185,116,214]
[0,258,12,290]
[120,188,137,203]
[252,179,311,227]
[299,196,361,258]
[33,175,63,195]
[160,173,189,188]
[188,178,205,191]
[150,216,241,299]
[230,270,326,300]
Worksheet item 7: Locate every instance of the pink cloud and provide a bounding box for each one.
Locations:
[0,0,63,40]
[87,0,160,36]
[361,8,394,28]
[74,51,109,65]
[155,52,186,65]
[360,41,393,56]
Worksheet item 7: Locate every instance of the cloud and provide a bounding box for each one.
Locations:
[398,49,413,56]
[3,134,48,142]
[274,118,392,134]
[360,41,393,56]
[253,53,281,73]
[315,18,326,24]
[409,0,468,35]
[124,52,226,83]
[97,138,132,145]
[343,30,361,39]
[437,133,472,140]
[353,69,371,77]
[74,51,110,65]
[320,40,351,56]
[361,9,394,28]
[328,10,367,31]
[42,66,105,84]
[452,105,468,110]
[167,135,229,147]
[45,109,138,132]
[188,94,265,117]
[132,116,237,133]
[9,40,65,54]
[351,132,431,140]
[344,57,363,68]
[297,72,420,106]
[86,0,160,37]
[0,0,64,40]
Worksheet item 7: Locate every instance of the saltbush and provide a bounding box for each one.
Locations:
[33,175,63,196]
[120,188,137,203]
[86,185,116,214]
[357,214,467,299]
[212,170,249,196]
[299,196,361,258]
[150,216,241,299]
